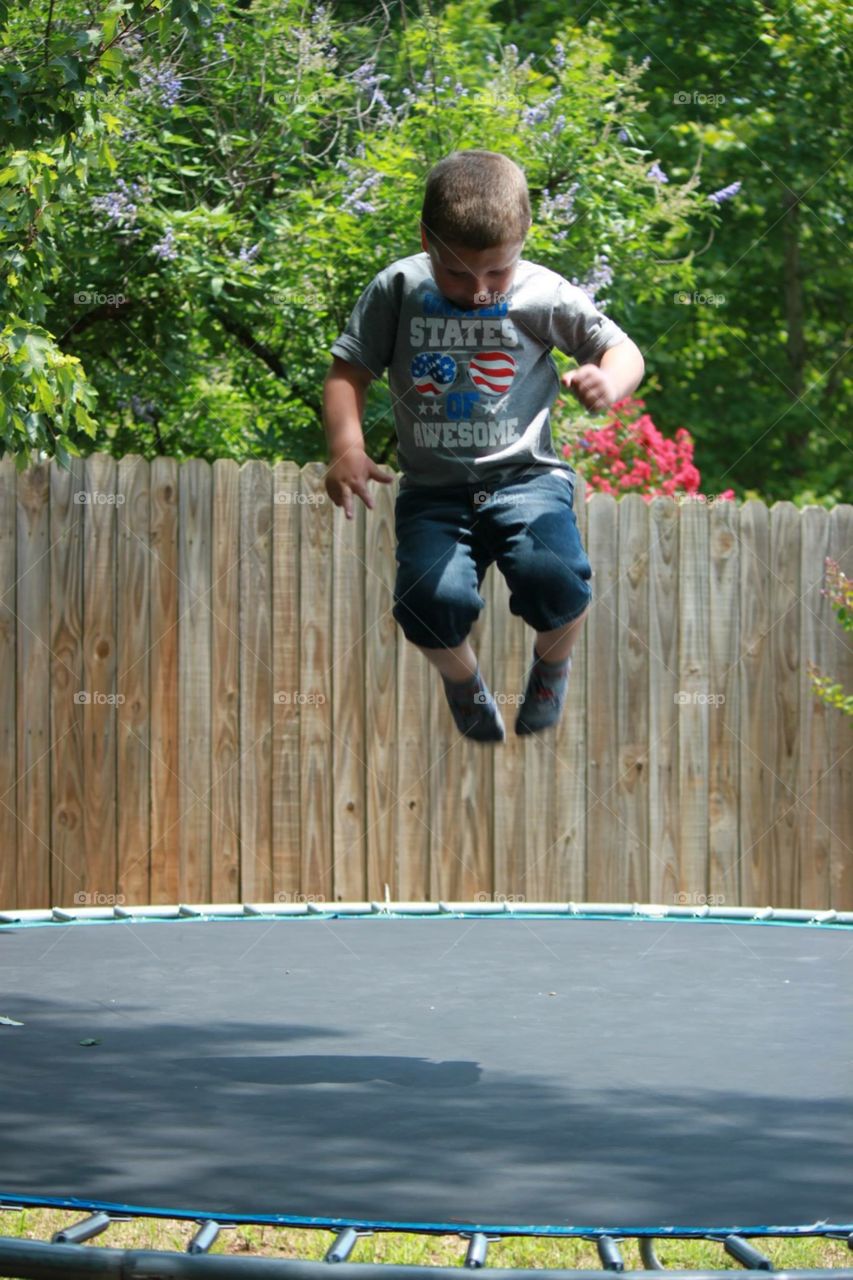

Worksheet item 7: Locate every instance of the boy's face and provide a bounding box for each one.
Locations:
[420,225,523,310]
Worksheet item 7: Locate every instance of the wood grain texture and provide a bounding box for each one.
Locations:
[3,455,851,912]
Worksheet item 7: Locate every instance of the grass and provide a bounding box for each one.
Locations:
[0,1208,851,1274]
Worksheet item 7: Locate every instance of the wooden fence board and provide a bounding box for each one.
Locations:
[363,467,397,899]
[82,455,117,903]
[739,500,773,906]
[798,506,832,908]
[0,458,17,908]
[586,493,619,900]
[768,502,802,907]
[238,460,273,902]
[677,500,710,898]
[116,456,151,904]
[49,457,85,908]
[149,458,179,903]
[210,459,240,902]
[295,463,329,899]
[828,505,853,907]
[708,498,740,907]
[272,461,302,898]
[179,458,211,901]
[616,493,649,902]
[647,497,679,903]
[393,473,433,903]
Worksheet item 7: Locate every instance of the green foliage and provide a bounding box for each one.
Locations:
[1,0,849,508]
[493,0,852,504]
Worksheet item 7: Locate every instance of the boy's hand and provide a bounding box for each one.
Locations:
[562,365,617,415]
[324,446,394,521]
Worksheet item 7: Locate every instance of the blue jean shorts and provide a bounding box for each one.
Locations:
[392,470,593,650]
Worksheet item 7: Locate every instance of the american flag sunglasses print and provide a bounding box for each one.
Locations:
[410,351,517,396]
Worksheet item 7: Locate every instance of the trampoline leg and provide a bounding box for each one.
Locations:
[597,1236,625,1271]
[464,1233,490,1268]
[325,1227,361,1263]
[639,1237,665,1270]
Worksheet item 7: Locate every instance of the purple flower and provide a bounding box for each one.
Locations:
[708,180,742,205]
[151,227,178,261]
[91,178,143,229]
[540,182,579,224]
[647,162,668,184]
[239,243,260,263]
[140,64,182,109]
[339,165,383,217]
[617,128,629,142]
[571,255,613,307]
[552,41,565,69]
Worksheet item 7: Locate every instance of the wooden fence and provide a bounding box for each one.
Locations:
[1,452,851,911]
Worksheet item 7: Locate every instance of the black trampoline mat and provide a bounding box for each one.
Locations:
[1,914,851,1233]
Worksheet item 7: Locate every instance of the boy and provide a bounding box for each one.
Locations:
[323,149,644,743]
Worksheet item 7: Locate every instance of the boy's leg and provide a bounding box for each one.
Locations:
[534,609,588,665]
[416,639,478,682]
[416,641,505,744]
[483,472,592,735]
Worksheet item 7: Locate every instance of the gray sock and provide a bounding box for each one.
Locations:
[515,649,572,736]
[442,667,505,743]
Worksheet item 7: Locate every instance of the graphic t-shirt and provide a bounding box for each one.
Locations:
[330,251,629,489]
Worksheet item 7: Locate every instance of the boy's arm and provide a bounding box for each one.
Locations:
[323,355,374,459]
[564,338,645,414]
[322,356,393,520]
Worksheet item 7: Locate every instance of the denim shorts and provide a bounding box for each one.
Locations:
[392,471,593,650]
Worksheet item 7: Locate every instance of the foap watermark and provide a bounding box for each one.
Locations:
[673,91,725,106]
[270,289,325,310]
[73,891,127,906]
[274,490,326,506]
[73,291,128,307]
[472,289,510,306]
[274,891,327,904]
[674,691,725,707]
[274,690,326,706]
[675,290,726,307]
[673,892,726,907]
[472,490,524,508]
[74,691,126,705]
[73,490,125,505]
[474,892,526,904]
[676,493,734,507]
[474,690,525,706]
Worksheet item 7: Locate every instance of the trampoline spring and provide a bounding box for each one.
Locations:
[188,1221,221,1254]
[596,1235,625,1271]
[464,1233,489,1268]
[325,1227,360,1262]
[724,1234,772,1270]
[51,1211,111,1245]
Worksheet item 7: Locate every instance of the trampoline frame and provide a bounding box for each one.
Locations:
[1,900,851,1280]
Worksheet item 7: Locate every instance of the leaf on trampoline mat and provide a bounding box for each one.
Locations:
[79,1038,100,1047]
[0,1015,24,1026]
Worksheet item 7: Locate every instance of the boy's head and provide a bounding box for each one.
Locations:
[420,150,532,309]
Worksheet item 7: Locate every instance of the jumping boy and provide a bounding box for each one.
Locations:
[323,149,644,742]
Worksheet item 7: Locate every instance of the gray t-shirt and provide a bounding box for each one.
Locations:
[330,251,629,489]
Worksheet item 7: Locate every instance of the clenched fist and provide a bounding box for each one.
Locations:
[562,365,617,415]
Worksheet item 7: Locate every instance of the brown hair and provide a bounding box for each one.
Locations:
[420,149,532,250]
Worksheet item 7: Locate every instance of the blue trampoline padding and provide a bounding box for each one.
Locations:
[1,912,851,1236]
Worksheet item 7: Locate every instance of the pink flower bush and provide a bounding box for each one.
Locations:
[557,390,736,504]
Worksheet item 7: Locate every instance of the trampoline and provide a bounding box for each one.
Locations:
[0,900,851,1279]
